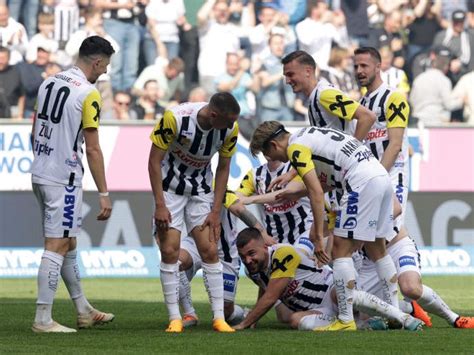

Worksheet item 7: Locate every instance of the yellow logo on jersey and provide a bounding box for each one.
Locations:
[328,95,354,117]
[272,255,294,273]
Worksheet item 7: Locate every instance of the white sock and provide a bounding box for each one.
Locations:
[353,290,406,324]
[375,254,399,308]
[160,262,181,321]
[202,262,224,320]
[227,304,246,325]
[298,313,335,330]
[178,271,196,317]
[35,250,64,325]
[417,285,458,324]
[61,249,93,314]
[332,257,356,323]
[399,299,414,314]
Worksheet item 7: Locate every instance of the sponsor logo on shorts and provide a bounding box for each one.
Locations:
[399,255,416,268]
[346,191,359,215]
[62,186,76,228]
[223,273,236,292]
[368,220,377,228]
[343,217,357,229]
[297,238,314,252]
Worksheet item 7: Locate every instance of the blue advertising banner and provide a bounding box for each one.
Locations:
[1,246,474,278]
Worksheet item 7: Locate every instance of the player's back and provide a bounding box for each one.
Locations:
[31,66,100,186]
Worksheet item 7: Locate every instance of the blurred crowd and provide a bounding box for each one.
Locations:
[0,0,473,130]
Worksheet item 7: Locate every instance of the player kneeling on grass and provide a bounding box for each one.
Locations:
[232,228,423,331]
[178,190,273,327]
[30,36,115,333]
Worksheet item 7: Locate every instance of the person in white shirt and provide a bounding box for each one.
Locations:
[0,4,28,65]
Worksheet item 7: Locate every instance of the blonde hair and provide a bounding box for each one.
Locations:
[38,12,54,26]
[249,121,287,157]
[328,47,349,68]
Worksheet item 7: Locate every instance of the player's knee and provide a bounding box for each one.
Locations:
[399,275,423,299]
[198,247,218,263]
[159,245,180,262]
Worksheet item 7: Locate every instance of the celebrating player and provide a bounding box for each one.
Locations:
[30,36,115,333]
[148,92,240,333]
[249,121,399,331]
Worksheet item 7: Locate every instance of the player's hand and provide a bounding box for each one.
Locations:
[232,323,246,330]
[262,232,276,246]
[97,195,112,220]
[154,205,172,232]
[201,210,221,243]
[267,170,296,192]
[314,238,330,265]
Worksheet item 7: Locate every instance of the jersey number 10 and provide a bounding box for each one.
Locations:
[37,82,71,124]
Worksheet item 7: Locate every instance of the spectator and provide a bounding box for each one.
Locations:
[0,4,28,65]
[131,79,165,120]
[7,0,40,38]
[50,0,80,49]
[97,0,140,91]
[0,46,24,118]
[108,91,138,120]
[257,33,295,121]
[188,86,209,102]
[368,10,408,68]
[340,0,370,47]
[146,0,186,60]
[379,46,410,97]
[405,0,442,64]
[249,2,296,63]
[197,0,240,93]
[295,0,342,70]
[451,69,474,123]
[433,9,474,83]
[133,35,185,106]
[18,47,51,119]
[410,49,462,125]
[215,52,259,139]
[320,46,359,100]
[26,12,58,63]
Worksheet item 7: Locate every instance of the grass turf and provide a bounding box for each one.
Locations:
[0,276,473,354]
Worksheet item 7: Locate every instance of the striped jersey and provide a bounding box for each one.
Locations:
[150,102,239,196]
[359,82,410,172]
[287,127,387,195]
[307,78,360,134]
[237,162,313,244]
[219,190,239,263]
[31,66,102,186]
[247,244,333,312]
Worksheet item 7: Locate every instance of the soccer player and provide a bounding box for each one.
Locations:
[233,228,422,331]
[249,121,399,331]
[30,36,115,333]
[236,158,314,248]
[354,46,474,329]
[268,50,376,191]
[148,92,240,333]
[178,189,271,327]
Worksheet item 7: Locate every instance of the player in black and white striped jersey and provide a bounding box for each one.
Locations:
[232,228,423,331]
[148,92,240,333]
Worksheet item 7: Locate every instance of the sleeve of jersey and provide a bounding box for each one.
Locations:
[219,123,239,158]
[223,190,239,209]
[270,246,302,279]
[237,169,256,196]
[287,143,315,178]
[149,110,178,150]
[81,89,102,129]
[319,88,360,120]
[385,92,410,128]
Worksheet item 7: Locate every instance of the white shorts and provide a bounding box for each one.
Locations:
[33,183,82,238]
[334,175,394,242]
[164,191,214,233]
[390,165,409,227]
[181,235,240,302]
[356,237,421,297]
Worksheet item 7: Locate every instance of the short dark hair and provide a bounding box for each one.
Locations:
[0,46,10,56]
[144,79,158,88]
[209,92,240,116]
[79,35,115,58]
[236,227,263,249]
[281,50,316,69]
[354,47,382,63]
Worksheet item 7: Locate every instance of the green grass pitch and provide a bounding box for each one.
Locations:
[1,276,473,354]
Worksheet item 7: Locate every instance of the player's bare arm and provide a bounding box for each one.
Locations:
[234,277,290,330]
[381,127,404,172]
[202,155,231,242]
[352,105,376,142]
[148,144,171,231]
[267,168,297,192]
[84,127,111,220]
